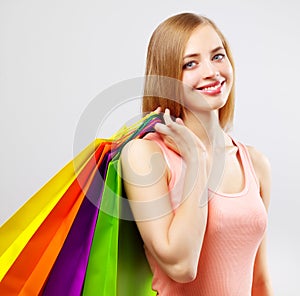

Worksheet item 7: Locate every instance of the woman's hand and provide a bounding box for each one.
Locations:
[154,108,207,164]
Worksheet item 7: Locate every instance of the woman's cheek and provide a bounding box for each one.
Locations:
[182,71,198,88]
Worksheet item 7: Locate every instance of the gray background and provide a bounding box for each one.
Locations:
[0,0,299,294]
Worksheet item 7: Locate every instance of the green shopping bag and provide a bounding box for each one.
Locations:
[83,157,155,295]
[117,209,155,296]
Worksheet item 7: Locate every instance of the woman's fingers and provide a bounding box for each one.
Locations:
[163,109,183,131]
[153,106,162,114]
[154,108,206,158]
[156,108,186,135]
[154,108,184,129]
[163,109,173,126]
[175,117,184,126]
[154,122,171,135]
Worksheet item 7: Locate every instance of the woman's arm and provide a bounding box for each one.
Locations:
[120,111,208,283]
[247,146,274,296]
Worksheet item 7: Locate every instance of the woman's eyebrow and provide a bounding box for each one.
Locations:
[183,46,225,60]
[211,46,225,54]
[183,53,200,60]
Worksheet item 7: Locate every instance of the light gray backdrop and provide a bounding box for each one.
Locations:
[0,0,299,294]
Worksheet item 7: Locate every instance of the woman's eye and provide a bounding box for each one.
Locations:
[183,61,197,70]
[213,54,225,61]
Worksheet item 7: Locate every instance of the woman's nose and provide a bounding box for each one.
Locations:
[199,60,217,79]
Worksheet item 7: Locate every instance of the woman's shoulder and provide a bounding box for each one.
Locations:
[120,131,175,163]
[120,138,167,174]
[120,138,172,201]
[244,145,271,178]
[244,144,272,207]
[121,137,163,159]
[230,135,271,178]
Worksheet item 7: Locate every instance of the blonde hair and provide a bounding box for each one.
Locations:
[142,12,235,131]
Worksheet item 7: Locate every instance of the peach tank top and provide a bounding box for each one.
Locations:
[143,132,268,296]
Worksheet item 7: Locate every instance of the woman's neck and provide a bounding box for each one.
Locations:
[183,110,233,191]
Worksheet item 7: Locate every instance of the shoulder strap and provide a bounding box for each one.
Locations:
[232,138,260,190]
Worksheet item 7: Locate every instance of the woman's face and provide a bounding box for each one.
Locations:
[181,24,233,113]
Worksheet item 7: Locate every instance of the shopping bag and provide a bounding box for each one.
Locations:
[117,212,155,295]
[82,157,121,295]
[83,158,156,296]
[0,139,102,281]
[43,113,161,295]
[0,139,108,295]
[42,143,112,296]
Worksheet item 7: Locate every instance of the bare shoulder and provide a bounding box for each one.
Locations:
[120,138,164,170]
[120,138,169,190]
[246,145,272,208]
[245,145,271,177]
[121,138,162,156]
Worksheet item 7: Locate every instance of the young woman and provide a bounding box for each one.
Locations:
[121,12,273,295]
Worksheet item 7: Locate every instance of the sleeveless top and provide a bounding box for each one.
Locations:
[143,132,268,296]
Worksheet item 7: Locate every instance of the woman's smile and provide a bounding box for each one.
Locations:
[195,80,226,95]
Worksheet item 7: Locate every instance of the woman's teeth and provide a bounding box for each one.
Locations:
[201,84,220,91]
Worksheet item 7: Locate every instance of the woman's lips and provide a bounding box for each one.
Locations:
[196,80,225,95]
